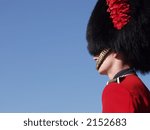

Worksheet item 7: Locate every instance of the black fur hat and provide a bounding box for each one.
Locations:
[86,0,150,73]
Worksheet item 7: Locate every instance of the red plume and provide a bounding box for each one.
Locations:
[106,0,131,30]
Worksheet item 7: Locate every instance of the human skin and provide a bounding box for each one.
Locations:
[93,52,131,79]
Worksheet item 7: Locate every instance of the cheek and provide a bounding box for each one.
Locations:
[98,62,108,74]
[98,57,113,74]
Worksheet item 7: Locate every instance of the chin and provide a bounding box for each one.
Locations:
[98,68,107,75]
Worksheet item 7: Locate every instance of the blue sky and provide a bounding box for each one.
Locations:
[0,0,150,113]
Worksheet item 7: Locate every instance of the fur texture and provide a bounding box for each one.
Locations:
[86,0,150,73]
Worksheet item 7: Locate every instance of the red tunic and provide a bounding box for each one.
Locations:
[102,75,150,113]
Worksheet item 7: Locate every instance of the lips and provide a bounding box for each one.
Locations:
[96,49,111,70]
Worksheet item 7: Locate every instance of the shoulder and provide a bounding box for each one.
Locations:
[121,75,145,89]
[102,82,131,104]
[102,82,134,113]
[121,75,149,96]
[102,74,150,112]
[105,75,147,94]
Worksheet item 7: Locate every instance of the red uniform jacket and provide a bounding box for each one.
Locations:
[102,75,150,113]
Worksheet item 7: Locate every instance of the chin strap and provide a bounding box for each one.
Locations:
[96,49,111,70]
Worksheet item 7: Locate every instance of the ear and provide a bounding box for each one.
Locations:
[113,52,123,60]
[111,52,117,57]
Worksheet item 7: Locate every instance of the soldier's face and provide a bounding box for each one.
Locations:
[93,52,116,75]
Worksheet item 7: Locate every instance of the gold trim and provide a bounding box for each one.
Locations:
[96,49,111,70]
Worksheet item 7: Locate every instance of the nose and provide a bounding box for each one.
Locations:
[93,56,98,61]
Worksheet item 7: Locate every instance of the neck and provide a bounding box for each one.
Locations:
[107,65,131,80]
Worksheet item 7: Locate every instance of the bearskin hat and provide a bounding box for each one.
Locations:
[86,0,150,74]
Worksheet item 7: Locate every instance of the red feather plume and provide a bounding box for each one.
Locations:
[106,0,131,30]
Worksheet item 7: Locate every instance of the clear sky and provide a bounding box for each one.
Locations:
[0,0,150,113]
